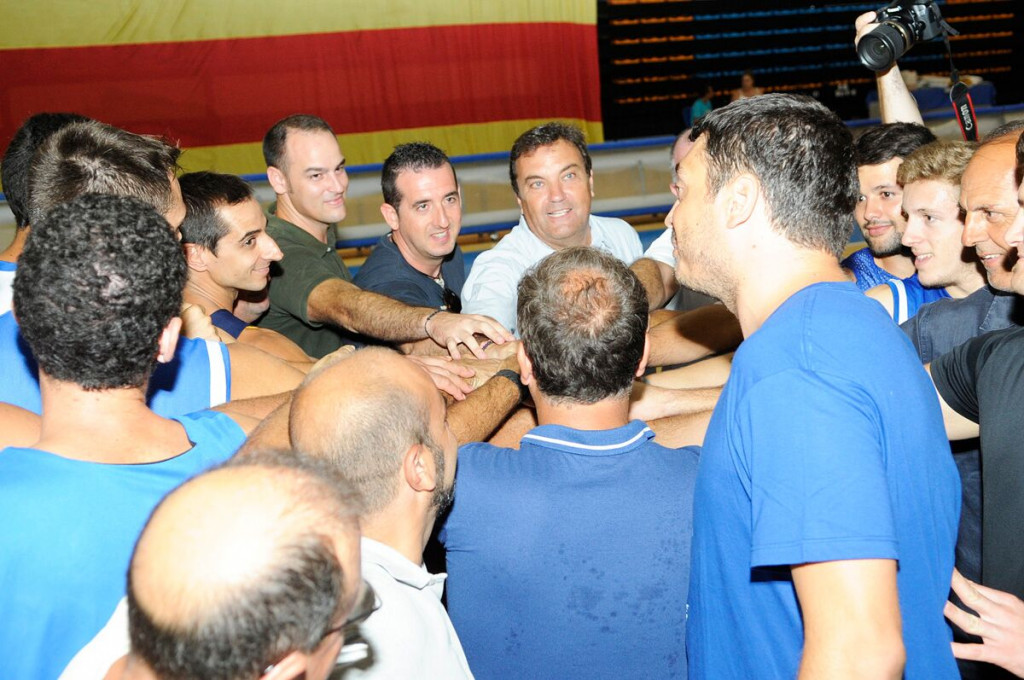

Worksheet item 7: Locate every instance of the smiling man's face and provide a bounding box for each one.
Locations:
[514,139,595,250]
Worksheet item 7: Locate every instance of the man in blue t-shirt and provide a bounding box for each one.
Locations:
[441,247,699,680]
[0,195,259,680]
[670,95,959,679]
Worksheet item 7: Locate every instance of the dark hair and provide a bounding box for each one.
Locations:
[179,172,255,253]
[13,193,185,389]
[27,120,181,226]
[1017,130,1024,187]
[517,247,647,403]
[1,112,90,228]
[128,451,361,680]
[691,93,858,258]
[262,114,335,171]
[853,122,936,166]
[381,142,458,208]
[509,122,592,197]
[984,119,1024,144]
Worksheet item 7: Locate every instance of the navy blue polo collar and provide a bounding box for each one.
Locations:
[520,420,655,456]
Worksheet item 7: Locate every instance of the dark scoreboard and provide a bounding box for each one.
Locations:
[598,0,1020,139]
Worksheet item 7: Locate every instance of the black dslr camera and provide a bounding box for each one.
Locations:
[857,1,954,72]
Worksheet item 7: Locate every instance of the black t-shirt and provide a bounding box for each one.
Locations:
[932,325,1024,600]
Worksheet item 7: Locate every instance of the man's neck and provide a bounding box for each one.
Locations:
[275,199,330,244]
[733,246,848,337]
[183,276,237,315]
[362,504,433,568]
[34,374,190,464]
[945,267,987,299]
[0,227,30,264]
[391,233,444,279]
[534,392,631,431]
[874,251,916,278]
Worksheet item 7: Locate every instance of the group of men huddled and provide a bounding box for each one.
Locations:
[4,13,1024,680]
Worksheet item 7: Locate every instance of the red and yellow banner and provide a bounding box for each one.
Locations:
[1,1,603,175]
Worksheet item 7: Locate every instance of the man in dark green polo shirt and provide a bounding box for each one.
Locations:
[257,114,512,360]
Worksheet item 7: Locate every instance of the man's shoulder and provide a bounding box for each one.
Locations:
[590,214,642,257]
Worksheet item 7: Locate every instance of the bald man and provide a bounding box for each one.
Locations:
[289,347,491,678]
[106,452,364,680]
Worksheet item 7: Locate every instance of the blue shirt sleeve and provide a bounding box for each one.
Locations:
[740,369,898,568]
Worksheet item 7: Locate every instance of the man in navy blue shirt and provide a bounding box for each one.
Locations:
[354,142,466,354]
[441,246,699,680]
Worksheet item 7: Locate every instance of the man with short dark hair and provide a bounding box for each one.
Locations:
[117,453,364,680]
[0,120,307,416]
[0,194,255,679]
[354,143,466,324]
[179,171,316,363]
[843,122,936,290]
[258,114,510,360]
[674,95,959,679]
[461,122,643,334]
[442,246,699,679]
[0,112,90,313]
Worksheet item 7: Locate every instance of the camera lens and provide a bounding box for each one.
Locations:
[857,22,910,72]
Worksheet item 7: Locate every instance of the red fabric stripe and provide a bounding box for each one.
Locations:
[1,23,601,149]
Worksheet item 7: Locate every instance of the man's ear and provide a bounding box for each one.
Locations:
[517,343,534,386]
[266,165,288,196]
[157,317,183,364]
[722,173,759,229]
[635,332,651,378]
[183,243,210,272]
[515,193,524,215]
[402,443,437,493]
[588,171,595,198]
[380,202,400,233]
[260,650,307,680]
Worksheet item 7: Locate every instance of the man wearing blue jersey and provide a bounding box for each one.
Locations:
[673,95,960,679]
[0,194,260,679]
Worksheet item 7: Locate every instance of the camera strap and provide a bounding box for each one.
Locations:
[941,28,978,141]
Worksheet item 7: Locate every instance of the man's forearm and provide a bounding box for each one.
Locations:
[631,257,676,310]
[308,278,431,343]
[647,304,742,367]
[878,65,924,125]
[629,381,721,421]
[448,370,521,444]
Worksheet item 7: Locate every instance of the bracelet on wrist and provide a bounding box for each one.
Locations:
[424,309,444,340]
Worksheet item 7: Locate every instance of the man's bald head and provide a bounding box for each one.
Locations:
[290,347,441,515]
[127,451,361,680]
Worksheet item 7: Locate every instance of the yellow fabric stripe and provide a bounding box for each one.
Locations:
[179,118,605,176]
[1,0,596,49]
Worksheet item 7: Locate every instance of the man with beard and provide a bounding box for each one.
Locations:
[441,247,700,680]
[673,95,959,679]
[289,347,475,679]
[843,123,936,291]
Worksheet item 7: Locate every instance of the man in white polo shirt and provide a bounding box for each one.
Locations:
[462,122,642,335]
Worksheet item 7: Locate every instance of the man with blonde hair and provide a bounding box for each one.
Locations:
[866,140,985,322]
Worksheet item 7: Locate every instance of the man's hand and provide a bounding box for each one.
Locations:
[233,285,271,323]
[426,311,513,360]
[408,354,477,401]
[180,303,222,342]
[854,11,879,47]
[854,10,924,124]
[945,569,1024,677]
